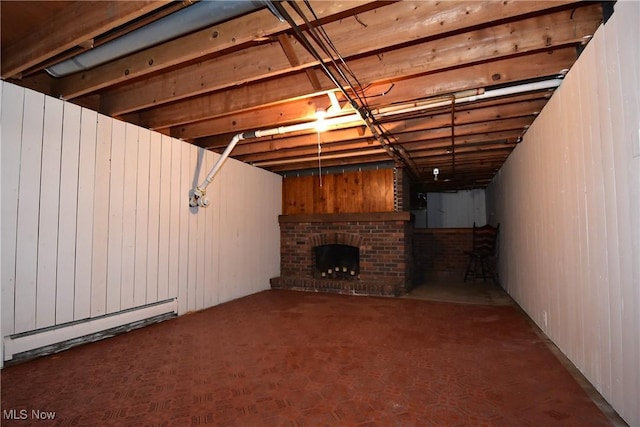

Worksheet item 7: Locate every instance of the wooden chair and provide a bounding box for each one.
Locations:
[464,222,500,283]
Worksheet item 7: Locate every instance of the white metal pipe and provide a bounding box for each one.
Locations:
[46,0,267,77]
[373,79,562,118]
[190,133,245,207]
[189,112,364,206]
[253,112,364,137]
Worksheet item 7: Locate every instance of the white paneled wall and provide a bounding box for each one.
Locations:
[486,2,639,425]
[426,189,486,228]
[0,82,281,362]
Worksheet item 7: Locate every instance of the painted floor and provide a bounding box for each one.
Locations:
[0,286,622,426]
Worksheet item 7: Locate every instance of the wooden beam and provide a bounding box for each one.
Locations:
[401,130,524,152]
[201,125,376,151]
[53,1,377,99]
[132,47,575,131]
[277,34,323,91]
[1,1,171,78]
[264,153,392,172]
[99,2,600,115]
[236,140,380,163]
[209,98,544,159]
[170,96,328,139]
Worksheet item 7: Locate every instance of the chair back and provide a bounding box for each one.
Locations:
[471,222,500,256]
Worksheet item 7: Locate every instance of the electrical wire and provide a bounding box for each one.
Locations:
[317,130,323,187]
[272,1,419,178]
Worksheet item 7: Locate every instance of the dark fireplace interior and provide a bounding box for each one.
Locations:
[314,244,359,280]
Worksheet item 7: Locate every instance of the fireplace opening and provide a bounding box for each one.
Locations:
[314,244,359,280]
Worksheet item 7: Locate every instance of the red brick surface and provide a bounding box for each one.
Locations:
[275,217,413,296]
[0,290,612,426]
[414,228,473,280]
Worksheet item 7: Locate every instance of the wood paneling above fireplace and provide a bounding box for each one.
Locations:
[282,168,394,215]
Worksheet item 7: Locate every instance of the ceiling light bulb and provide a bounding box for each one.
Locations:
[314,109,328,132]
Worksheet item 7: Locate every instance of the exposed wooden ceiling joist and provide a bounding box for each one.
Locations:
[0,0,604,190]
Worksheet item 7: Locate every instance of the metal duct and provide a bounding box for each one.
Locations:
[46,0,267,77]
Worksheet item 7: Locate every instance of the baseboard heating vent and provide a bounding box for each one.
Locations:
[3,299,177,365]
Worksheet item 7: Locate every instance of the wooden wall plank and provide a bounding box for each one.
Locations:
[168,137,181,301]
[0,80,3,365]
[2,81,283,363]
[36,96,63,328]
[616,3,640,422]
[146,131,161,304]
[177,142,191,315]
[364,169,393,212]
[604,4,638,416]
[283,168,395,215]
[90,114,112,318]
[106,119,126,314]
[195,149,206,311]
[14,89,44,333]
[56,101,81,325]
[207,151,222,307]
[157,134,172,301]
[186,146,199,311]
[215,156,231,304]
[203,151,215,308]
[486,5,640,424]
[578,33,609,395]
[74,109,97,321]
[1,82,24,336]
[120,123,139,311]
[134,129,151,307]
[599,19,624,411]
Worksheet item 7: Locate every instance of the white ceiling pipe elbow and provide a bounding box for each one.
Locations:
[189,132,247,207]
[47,0,267,77]
[189,112,365,207]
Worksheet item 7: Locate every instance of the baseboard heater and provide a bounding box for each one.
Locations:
[3,299,178,364]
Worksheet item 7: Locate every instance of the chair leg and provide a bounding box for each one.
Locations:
[464,255,473,282]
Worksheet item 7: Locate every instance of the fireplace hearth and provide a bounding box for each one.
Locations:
[270,212,414,296]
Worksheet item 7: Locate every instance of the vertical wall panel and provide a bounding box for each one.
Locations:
[598,18,625,409]
[2,81,281,363]
[36,96,63,329]
[0,81,3,359]
[134,128,150,307]
[194,149,209,310]
[486,3,639,424]
[1,82,24,336]
[427,189,486,228]
[14,90,45,333]
[207,151,222,307]
[106,119,126,314]
[120,123,139,311]
[146,131,161,304]
[619,3,640,422]
[203,151,215,308]
[156,134,172,301]
[74,109,97,321]
[177,142,191,315]
[56,102,82,325]
[167,137,181,301]
[186,146,199,311]
[90,115,112,317]
[602,7,638,417]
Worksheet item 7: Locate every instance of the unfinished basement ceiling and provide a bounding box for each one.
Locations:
[1,1,604,191]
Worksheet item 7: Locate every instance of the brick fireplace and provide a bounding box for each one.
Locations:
[270,212,414,296]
